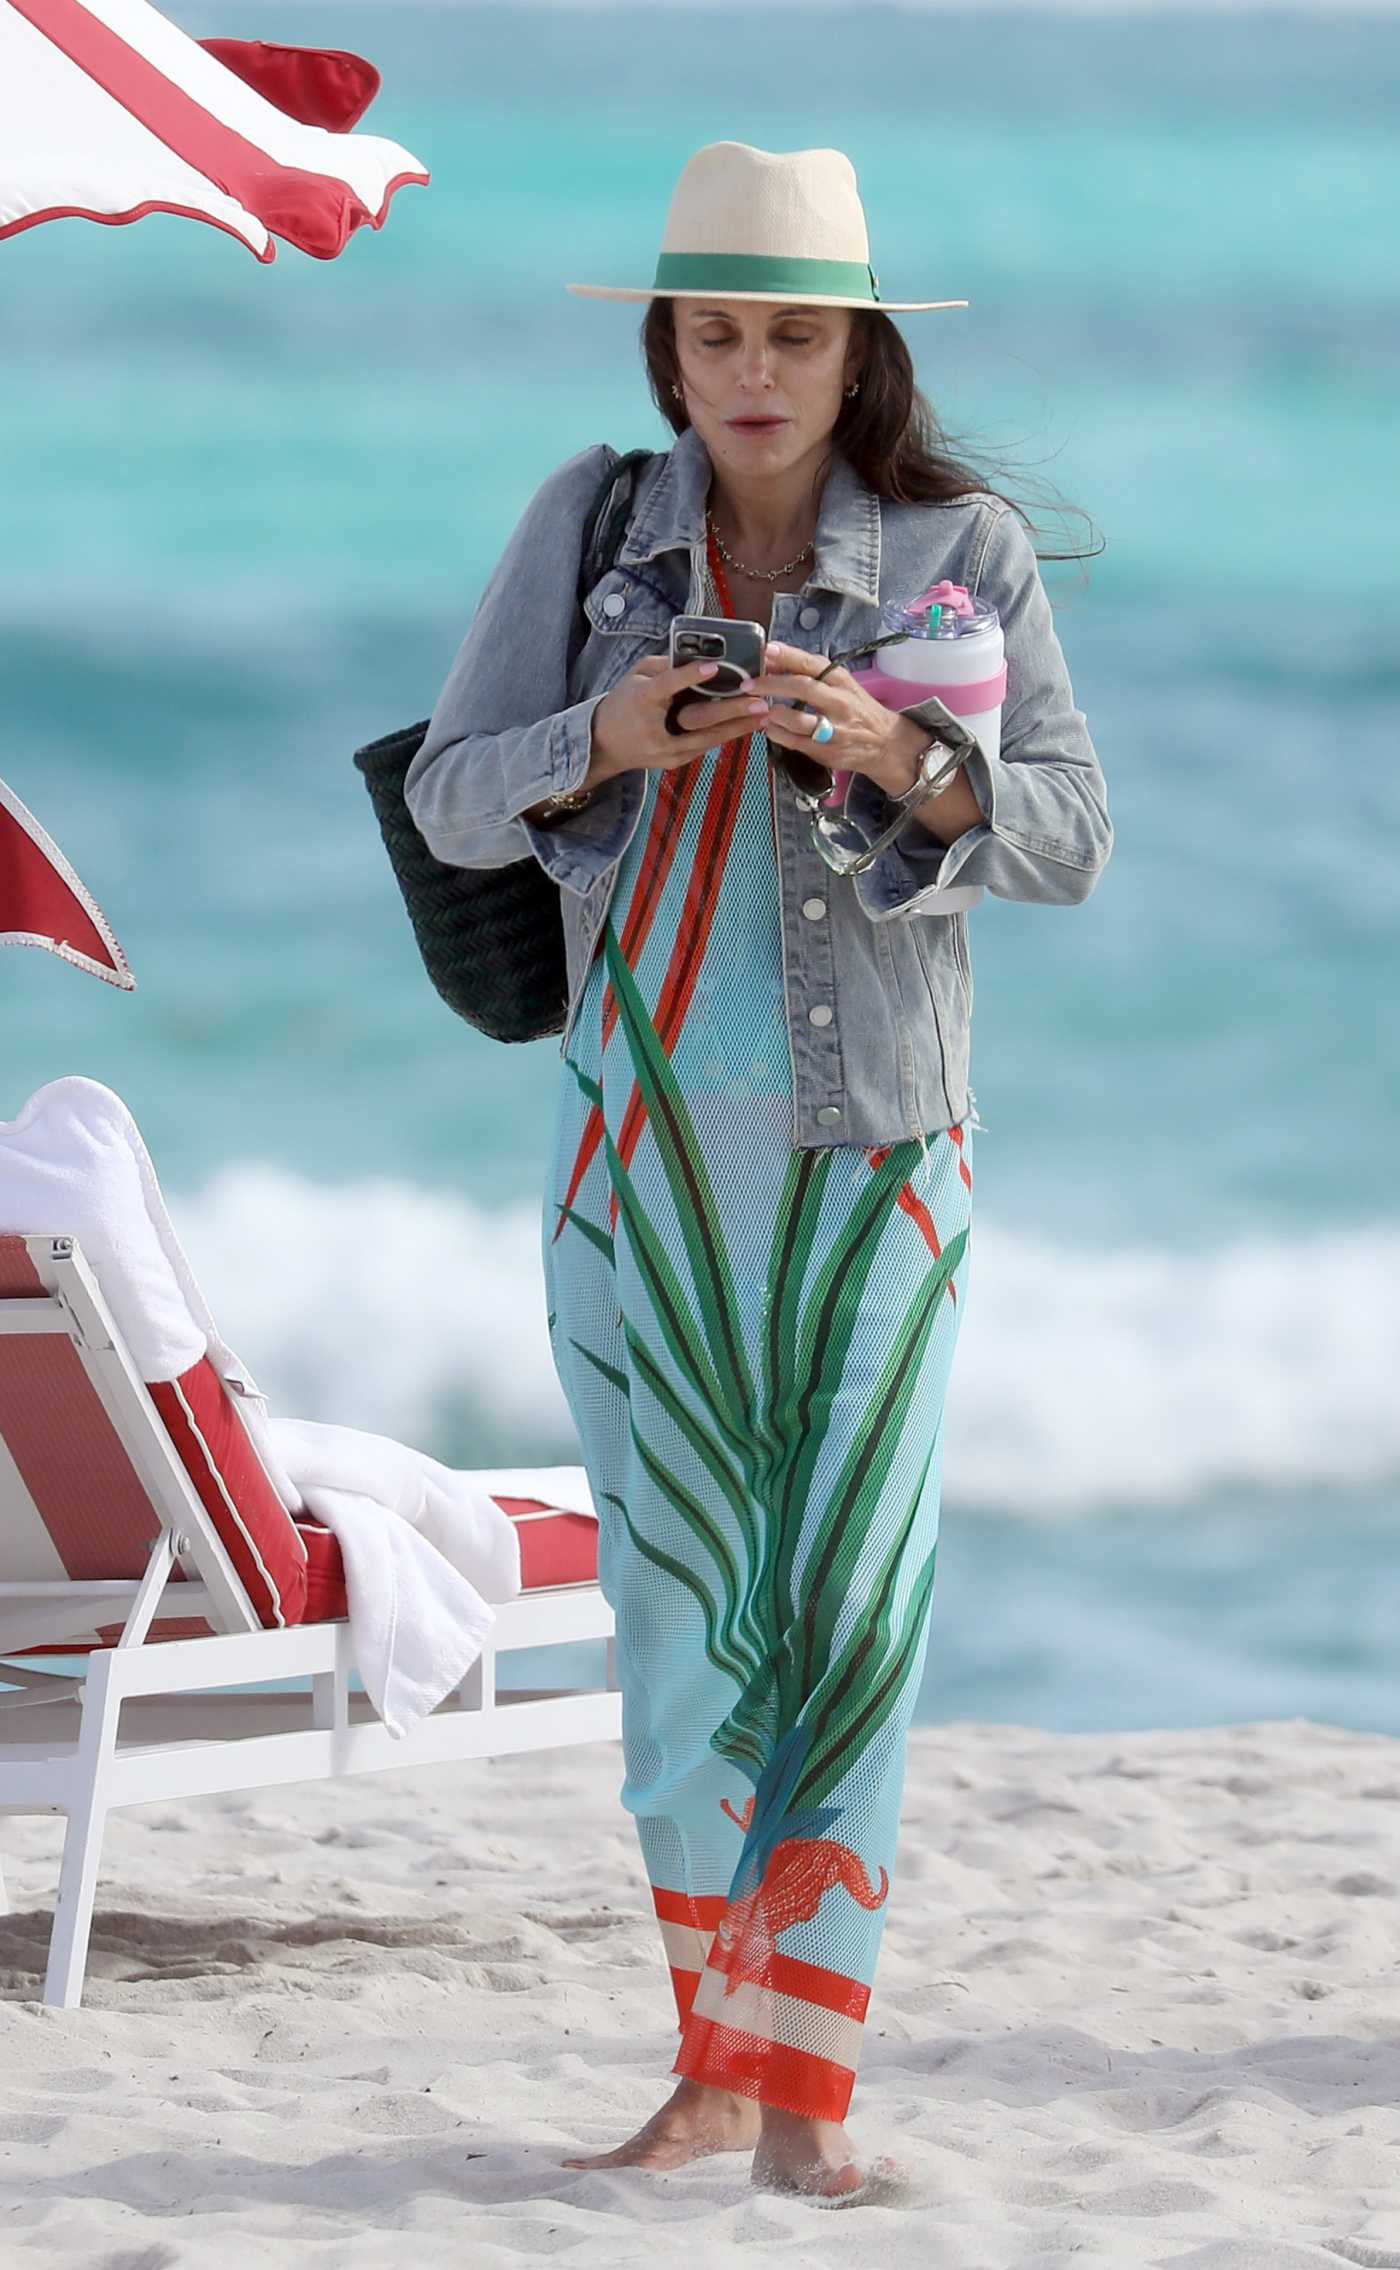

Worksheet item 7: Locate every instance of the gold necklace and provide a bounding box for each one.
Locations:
[707,510,814,584]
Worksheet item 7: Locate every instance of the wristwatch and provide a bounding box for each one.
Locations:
[892,732,968,818]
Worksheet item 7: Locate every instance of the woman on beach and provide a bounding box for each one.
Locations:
[406,142,1111,2203]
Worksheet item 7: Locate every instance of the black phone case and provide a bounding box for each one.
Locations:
[669,615,765,693]
[664,615,764,737]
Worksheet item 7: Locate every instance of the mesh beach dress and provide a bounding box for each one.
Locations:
[542,532,973,2122]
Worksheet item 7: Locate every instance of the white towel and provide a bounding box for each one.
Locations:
[261,1418,530,1738]
[292,1488,496,1740]
[266,1417,525,1601]
[0,1075,260,1393]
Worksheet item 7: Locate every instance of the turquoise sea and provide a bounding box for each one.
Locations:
[2,3,1397,1733]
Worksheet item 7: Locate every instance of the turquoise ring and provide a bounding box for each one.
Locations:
[811,714,837,747]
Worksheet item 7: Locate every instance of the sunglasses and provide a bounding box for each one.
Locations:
[765,633,975,876]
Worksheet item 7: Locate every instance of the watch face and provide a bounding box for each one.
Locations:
[921,739,958,786]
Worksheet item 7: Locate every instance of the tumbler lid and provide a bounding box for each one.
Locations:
[881,592,999,640]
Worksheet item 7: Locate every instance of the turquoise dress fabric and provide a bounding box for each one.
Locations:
[541,594,973,2122]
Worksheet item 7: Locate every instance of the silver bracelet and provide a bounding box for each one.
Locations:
[530,783,596,826]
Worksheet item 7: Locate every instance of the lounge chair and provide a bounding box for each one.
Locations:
[0,1228,618,2008]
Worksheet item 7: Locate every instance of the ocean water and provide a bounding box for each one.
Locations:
[2,4,1397,1733]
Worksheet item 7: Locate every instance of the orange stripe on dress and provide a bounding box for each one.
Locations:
[669,1966,703,2023]
[949,1121,974,1191]
[705,1938,872,2022]
[599,524,757,1232]
[864,1140,957,1300]
[557,527,757,1243]
[550,767,699,1242]
[653,1887,723,2026]
[603,764,697,1049]
[674,2016,856,2123]
[605,741,748,1233]
[652,1887,729,1930]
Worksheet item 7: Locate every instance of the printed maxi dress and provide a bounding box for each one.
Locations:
[542,551,974,2124]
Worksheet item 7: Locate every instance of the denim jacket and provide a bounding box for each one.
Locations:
[405,424,1112,1149]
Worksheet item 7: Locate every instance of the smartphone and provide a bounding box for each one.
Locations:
[668,614,766,697]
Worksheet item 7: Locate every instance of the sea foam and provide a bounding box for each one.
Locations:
[172,1162,1400,1518]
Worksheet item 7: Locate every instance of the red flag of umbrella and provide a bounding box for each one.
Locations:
[0,0,427,262]
[0,777,134,989]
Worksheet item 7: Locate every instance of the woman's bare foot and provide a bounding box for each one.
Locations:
[563,2077,762,2171]
[751,2108,891,2203]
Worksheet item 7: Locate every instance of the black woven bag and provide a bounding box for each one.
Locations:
[354,447,654,1044]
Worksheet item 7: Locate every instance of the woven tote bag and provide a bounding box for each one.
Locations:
[354,447,654,1044]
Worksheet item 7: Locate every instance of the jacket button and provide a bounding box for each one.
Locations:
[799,606,820,630]
[816,1105,842,1125]
[801,896,827,921]
[808,1004,833,1027]
[602,593,626,617]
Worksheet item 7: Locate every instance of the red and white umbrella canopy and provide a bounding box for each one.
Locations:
[0,778,134,989]
[0,0,428,261]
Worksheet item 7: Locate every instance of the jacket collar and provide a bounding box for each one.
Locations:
[620,422,882,605]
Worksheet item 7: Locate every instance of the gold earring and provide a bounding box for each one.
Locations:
[844,382,861,400]
[671,382,683,401]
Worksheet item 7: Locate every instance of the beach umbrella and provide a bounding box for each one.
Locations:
[0,0,428,262]
[0,777,135,988]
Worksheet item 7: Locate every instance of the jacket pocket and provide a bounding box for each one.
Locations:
[580,565,674,647]
[570,572,671,707]
[901,919,961,1128]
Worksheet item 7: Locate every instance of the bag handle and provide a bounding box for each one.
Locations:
[566,446,657,676]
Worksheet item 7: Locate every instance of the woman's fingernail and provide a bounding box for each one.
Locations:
[697,661,719,677]
[748,699,769,714]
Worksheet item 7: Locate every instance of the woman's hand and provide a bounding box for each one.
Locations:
[591,656,770,779]
[749,641,936,796]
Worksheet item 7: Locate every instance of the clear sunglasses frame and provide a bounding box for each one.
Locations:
[767,634,980,877]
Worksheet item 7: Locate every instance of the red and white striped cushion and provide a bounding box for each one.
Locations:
[0,1234,306,1640]
[300,1500,599,1623]
[147,1356,308,1626]
[15,1507,598,1652]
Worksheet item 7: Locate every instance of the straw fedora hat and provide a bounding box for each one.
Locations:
[567,141,968,315]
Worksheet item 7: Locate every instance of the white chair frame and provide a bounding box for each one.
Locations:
[0,1233,620,2008]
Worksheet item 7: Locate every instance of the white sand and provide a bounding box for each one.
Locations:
[4,1718,1400,2267]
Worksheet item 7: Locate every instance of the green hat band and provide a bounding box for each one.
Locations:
[652,252,880,301]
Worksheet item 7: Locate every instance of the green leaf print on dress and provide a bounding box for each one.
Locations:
[563,921,967,1900]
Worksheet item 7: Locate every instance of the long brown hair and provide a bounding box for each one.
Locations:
[641,300,1102,566]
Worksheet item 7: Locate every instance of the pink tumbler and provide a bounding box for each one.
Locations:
[835,581,1004,914]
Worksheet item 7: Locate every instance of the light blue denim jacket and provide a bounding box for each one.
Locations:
[405,424,1112,1149]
